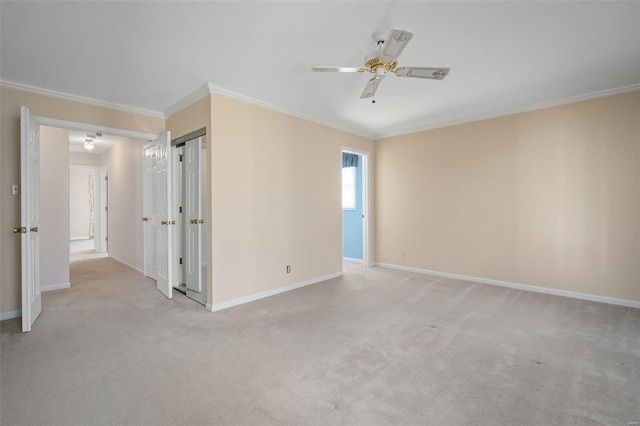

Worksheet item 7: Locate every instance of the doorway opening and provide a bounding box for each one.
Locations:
[341,148,370,273]
[21,107,159,331]
[68,164,108,261]
[142,130,208,307]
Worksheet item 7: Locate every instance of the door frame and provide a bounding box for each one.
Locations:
[38,117,158,260]
[35,116,158,142]
[340,147,372,270]
[25,113,158,329]
[182,136,204,293]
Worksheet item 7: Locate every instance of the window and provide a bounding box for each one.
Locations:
[342,166,356,209]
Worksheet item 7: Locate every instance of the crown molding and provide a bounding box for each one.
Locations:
[0,79,166,119]
[163,83,211,118]
[165,82,376,140]
[206,83,376,140]
[6,78,636,141]
[375,83,640,140]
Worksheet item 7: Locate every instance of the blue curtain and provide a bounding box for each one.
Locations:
[342,153,359,168]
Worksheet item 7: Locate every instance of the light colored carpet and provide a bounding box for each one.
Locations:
[1,257,639,425]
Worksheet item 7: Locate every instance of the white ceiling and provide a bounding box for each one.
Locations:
[68,130,120,154]
[1,2,639,138]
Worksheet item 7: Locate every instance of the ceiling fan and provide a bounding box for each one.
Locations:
[311,29,450,103]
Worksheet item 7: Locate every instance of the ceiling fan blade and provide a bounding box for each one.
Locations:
[382,29,414,60]
[311,66,364,73]
[360,77,381,99]
[395,67,450,80]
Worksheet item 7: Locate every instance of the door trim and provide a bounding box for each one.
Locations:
[340,147,372,270]
[27,112,159,325]
[36,116,158,141]
[33,114,158,264]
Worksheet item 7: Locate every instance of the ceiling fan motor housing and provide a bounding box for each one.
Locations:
[364,49,397,74]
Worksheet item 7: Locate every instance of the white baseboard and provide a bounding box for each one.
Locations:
[343,257,363,264]
[0,310,22,321]
[375,262,640,309]
[70,236,91,241]
[109,255,144,274]
[206,271,343,313]
[42,282,71,292]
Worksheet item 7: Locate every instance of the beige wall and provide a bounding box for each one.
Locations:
[69,167,93,239]
[376,91,640,302]
[40,126,70,288]
[101,138,148,271]
[0,87,164,314]
[6,84,634,316]
[165,94,376,306]
[166,96,210,142]
[209,94,374,305]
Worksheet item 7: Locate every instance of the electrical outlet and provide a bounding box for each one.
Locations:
[286,265,291,273]
[11,184,19,195]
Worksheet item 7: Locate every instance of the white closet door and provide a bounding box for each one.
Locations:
[154,132,173,299]
[20,107,42,332]
[184,137,202,292]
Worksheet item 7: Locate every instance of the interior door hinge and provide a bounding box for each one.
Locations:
[179,206,182,213]
[179,154,183,162]
[179,257,183,265]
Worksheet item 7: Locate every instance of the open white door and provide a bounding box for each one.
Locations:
[184,137,202,292]
[20,107,42,332]
[154,132,172,299]
[143,143,159,280]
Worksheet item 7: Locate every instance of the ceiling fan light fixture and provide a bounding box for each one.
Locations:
[84,139,95,151]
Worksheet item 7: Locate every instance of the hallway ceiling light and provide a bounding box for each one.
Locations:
[84,139,95,150]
